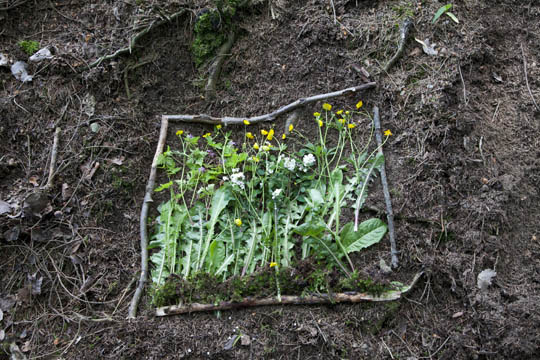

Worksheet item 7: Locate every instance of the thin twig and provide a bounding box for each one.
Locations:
[383,18,413,73]
[0,0,27,11]
[128,115,169,319]
[156,272,423,316]
[373,106,399,268]
[166,82,376,125]
[44,127,61,191]
[84,9,187,70]
[458,64,468,105]
[329,0,337,24]
[205,31,237,100]
[520,42,539,111]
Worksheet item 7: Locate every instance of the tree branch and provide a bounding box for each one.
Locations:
[165,82,376,125]
[156,272,423,316]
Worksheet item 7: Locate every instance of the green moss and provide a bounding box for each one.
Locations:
[18,40,40,55]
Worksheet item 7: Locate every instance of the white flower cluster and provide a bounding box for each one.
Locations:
[283,157,296,171]
[303,153,316,167]
[272,188,282,199]
[230,168,245,189]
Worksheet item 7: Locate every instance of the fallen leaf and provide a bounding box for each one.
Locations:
[415,38,438,56]
[0,200,11,215]
[240,335,251,346]
[452,311,464,318]
[108,156,125,166]
[21,340,31,352]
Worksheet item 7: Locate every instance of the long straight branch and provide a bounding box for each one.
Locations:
[373,106,398,268]
[165,82,376,125]
[128,116,169,319]
[156,272,423,316]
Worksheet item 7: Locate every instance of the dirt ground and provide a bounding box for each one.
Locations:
[1,0,539,359]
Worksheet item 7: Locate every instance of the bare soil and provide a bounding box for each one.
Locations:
[1,0,539,359]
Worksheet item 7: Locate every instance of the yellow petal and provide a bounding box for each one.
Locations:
[288,124,294,132]
[318,120,323,127]
[176,130,184,136]
[270,262,277,268]
[253,143,259,150]
[216,125,222,129]
[246,132,254,139]
[347,123,356,129]
[282,134,286,139]
[336,110,343,115]
[261,129,268,135]
[234,218,242,226]
[384,129,393,136]
[243,119,250,125]
[322,103,332,111]
[313,112,321,117]
[356,100,363,109]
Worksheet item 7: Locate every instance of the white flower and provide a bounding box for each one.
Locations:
[303,153,316,167]
[272,188,282,199]
[283,157,296,171]
[230,171,245,189]
[232,168,239,173]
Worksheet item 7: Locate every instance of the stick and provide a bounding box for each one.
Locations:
[84,10,187,70]
[205,31,237,100]
[383,18,413,73]
[128,115,169,319]
[520,42,540,111]
[44,127,61,191]
[166,82,376,125]
[373,106,399,268]
[156,272,423,316]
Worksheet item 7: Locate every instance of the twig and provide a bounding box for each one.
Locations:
[44,127,61,191]
[166,82,376,125]
[329,0,337,24]
[373,106,399,268]
[84,9,187,70]
[156,272,423,316]
[205,31,237,100]
[458,64,468,105]
[520,42,540,111]
[0,0,27,11]
[127,115,169,319]
[383,18,413,73]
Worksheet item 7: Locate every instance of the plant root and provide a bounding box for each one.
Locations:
[205,31,237,100]
[156,272,423,316]
[383,18,413,74]
[373,106,399,268]
[84,9,187,70]
[165,82,376,125]
[128,115,169,319]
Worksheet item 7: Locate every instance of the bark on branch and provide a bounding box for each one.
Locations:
[128,116,169,319]
[156,272,422,316]
[165,82,376,125]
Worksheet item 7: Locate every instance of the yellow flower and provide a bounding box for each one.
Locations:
[384,129,393,136]
[176,130,184,136]
[347,123,356,129]
[322,103,332,111]
[336,110,343,115]
[269,262,277,268]
[252,156,260,162]
[288,124,294,132]
[246,132,254,139]
[253,143,259,150]
[216,124,222,130]
[267,129,274,141]
[282,134,286,140]
[338,118,345,124]
[202,132,211,138]
[345,111,350,115]
[313,112,321,117]
[243,119,250,125]
[318,120,323,127]
[261,129,268,135]
[234,218,242,226]
[356,100,363,109]
[262,145,270,151]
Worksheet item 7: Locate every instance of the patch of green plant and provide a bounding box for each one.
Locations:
[432,4,459,24]
[18,40,40,55]
[149,101,394,299]
[192,0,246,67]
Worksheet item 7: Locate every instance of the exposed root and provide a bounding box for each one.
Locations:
[205,31,237,100]
[383,18,413,73]
[84,9,188,70]
[165,82,376,125]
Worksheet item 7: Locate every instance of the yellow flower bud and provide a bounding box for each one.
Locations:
[288,124,294,132]
[243,119,250,125]
[246,132,254,139]
[234,218,242,226]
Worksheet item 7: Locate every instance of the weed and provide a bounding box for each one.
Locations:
[18,40,40,55]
